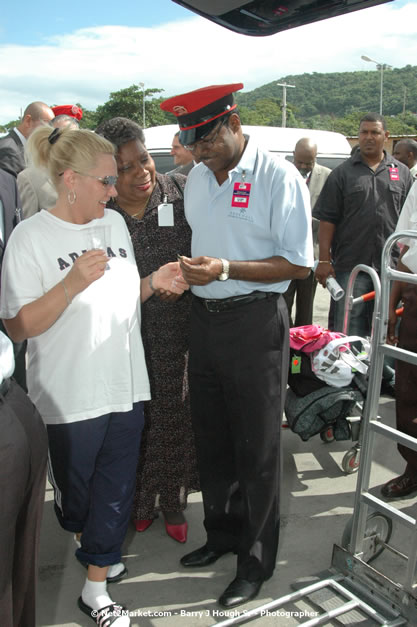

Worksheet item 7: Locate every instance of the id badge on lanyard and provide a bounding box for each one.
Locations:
[231,170,251,208]
[158,195,174,226]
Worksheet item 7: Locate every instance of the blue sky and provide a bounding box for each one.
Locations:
[0,0,416,124]
[0,1,191,45]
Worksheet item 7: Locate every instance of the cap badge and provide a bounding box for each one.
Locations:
[173,105,188,115]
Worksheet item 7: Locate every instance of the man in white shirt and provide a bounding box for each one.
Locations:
[161,83,313,609]
[382,182,417,498]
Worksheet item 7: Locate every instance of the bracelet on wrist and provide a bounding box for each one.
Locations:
[149,272,157,293]
[318,260,332,264]
[62,279,72,305]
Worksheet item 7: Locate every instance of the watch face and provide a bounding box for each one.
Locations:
[218,272,228,281]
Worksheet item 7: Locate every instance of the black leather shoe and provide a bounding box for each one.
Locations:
[180,545,231,568]
[381,473,417,499]
[218,577,264,608]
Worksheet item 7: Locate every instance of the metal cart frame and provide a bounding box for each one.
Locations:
[214,231,417,626]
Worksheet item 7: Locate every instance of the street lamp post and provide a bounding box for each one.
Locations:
[361,55,392,115]
[139,82,145,128]
[277,82,295,128]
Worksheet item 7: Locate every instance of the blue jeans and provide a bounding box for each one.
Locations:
[47,403,144,567]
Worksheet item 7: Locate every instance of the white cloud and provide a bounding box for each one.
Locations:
[1,2,416,124]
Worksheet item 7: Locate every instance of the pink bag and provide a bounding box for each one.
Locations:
[289,325,346,354]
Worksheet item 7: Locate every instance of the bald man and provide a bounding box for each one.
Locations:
[393,139,417,179]
[284,138,331,326]
[0,101,54,177]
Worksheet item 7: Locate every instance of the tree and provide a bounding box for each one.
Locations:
[94,85,172,128]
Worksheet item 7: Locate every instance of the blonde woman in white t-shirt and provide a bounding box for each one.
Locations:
[0,125,188,627]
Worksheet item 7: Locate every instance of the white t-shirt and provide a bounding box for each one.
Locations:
[184,135,313,299]
[0,208,150,424]
[396,181,417,274]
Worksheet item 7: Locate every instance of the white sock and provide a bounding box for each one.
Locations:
[108,562,125,578]
[81,579,113,611]
[82,579,130,626]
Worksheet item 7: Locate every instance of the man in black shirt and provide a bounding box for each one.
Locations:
[313,113,412,393]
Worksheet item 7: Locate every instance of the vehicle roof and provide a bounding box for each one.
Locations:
[144,124,351,156]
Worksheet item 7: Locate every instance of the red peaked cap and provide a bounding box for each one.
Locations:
[160,83,243,146]
[51,105,83,120]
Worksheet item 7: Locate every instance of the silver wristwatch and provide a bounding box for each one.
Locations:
[217,258,230,281]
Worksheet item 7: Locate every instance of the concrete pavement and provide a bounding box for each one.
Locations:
[36,287,414,626]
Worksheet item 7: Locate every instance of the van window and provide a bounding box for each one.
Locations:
[151,153,175,174]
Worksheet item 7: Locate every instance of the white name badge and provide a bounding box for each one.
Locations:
[158,203,174,227]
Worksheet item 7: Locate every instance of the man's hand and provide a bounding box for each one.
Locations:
[179,256,223,286]
[314,261,335,287]
[387,308,399,346]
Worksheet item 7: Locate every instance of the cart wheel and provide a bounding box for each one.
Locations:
[320,426,335,443]
[342,512,393,563]
[342,447,360,474]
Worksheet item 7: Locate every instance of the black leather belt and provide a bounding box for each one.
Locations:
[0,378,10,397]
[194,291,278,313]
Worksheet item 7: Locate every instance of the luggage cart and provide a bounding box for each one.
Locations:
[213,231,417,626]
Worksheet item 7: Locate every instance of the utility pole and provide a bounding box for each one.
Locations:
[277,82,295,128]
[361,56,392,115]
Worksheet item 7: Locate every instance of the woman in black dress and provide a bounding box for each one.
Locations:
[96,117,199,543]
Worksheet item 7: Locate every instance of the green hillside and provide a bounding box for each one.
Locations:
[236,65,417,135]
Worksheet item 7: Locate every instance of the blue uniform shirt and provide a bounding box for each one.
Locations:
[184,134,314,299]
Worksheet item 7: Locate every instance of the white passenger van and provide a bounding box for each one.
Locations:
[144,123,352,173]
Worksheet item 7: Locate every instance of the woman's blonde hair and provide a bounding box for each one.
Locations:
[27,126,115,189]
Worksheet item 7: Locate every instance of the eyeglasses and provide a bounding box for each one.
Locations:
[184,117,228,151]
[76,173,118,186]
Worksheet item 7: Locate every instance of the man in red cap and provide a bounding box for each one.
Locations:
[51,104,83,121]
[161,84,314,608]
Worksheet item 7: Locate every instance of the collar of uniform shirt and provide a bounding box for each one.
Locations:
[234,134,257,176]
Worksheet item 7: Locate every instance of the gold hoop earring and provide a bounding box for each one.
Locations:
[68,190,76,205]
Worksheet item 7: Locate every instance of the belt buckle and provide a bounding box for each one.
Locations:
[205,299,221,313]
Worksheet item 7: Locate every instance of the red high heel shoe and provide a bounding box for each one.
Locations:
[134,519,154,532]
[165,521,188,543]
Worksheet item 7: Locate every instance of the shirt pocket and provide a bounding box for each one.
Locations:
[344,185,365,214]
[387,183,404,213]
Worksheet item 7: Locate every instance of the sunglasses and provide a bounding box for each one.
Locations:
[59,172,118,186]
[76,173,118,187]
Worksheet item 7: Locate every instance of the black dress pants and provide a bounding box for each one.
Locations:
[0,380,48,627]
[188,294,289,581]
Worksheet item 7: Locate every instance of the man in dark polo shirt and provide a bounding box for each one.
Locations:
[314,113,412,394]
